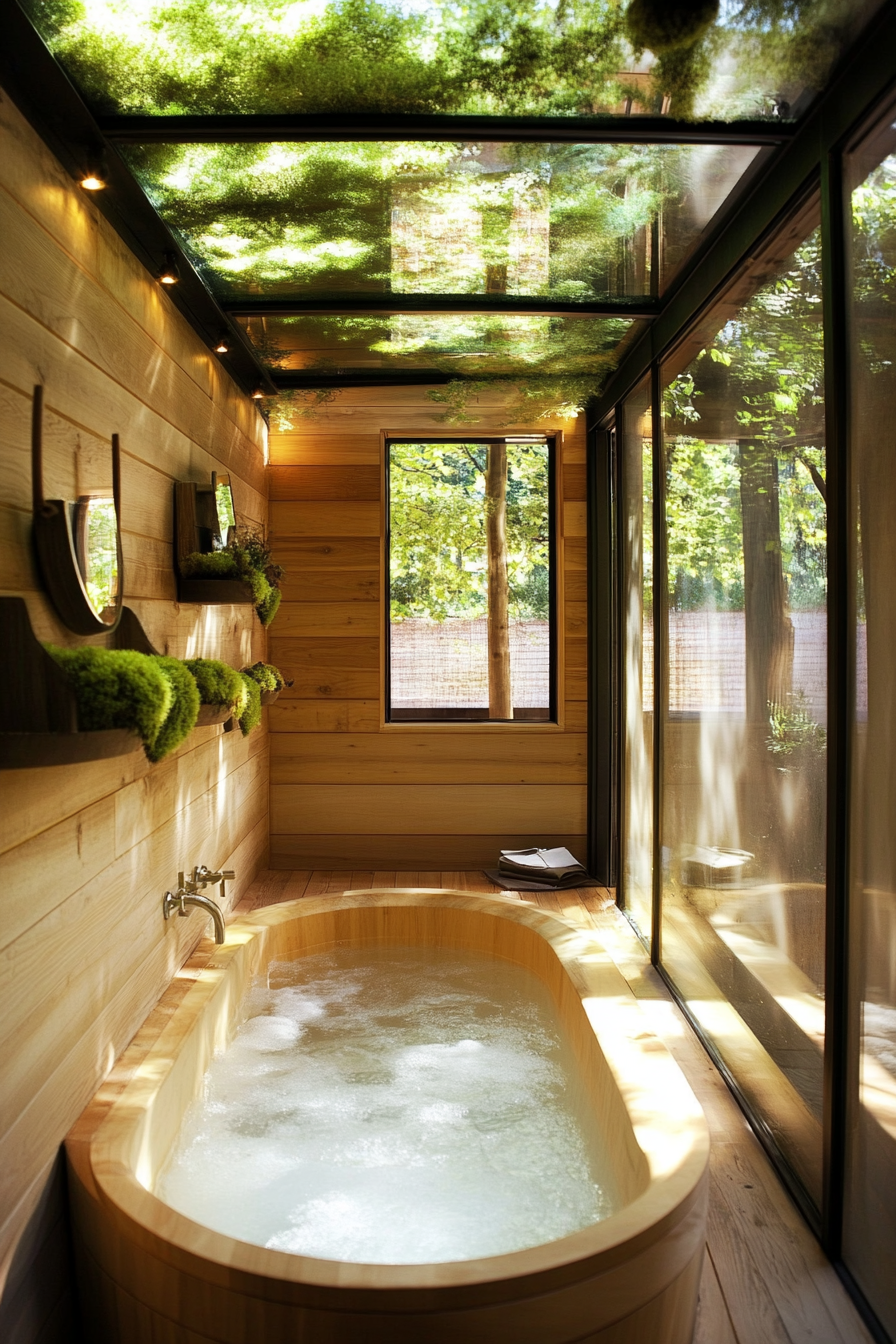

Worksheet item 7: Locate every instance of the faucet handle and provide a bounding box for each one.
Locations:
[221,870,235,880]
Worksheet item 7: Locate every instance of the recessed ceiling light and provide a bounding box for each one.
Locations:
[214,334,231,354]
[251,388,265,400]
[158,253,180,285]
[80,173,106,191]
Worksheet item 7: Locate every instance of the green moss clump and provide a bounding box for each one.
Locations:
[185,657,246,710]
[241,661,291,692]
[180,551,239,579]
[47,646,171,747]
[46,646,200,762]
[149,656,201,762]
[256,586,281,627]
[236,672,262,736]
[180,527,284,626]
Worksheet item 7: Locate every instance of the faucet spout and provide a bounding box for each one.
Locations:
[162,890,226,944]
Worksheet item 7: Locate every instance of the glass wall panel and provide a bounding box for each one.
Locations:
[620,377,654,941]
[660,208,827,1205]
[845,102,896,1340]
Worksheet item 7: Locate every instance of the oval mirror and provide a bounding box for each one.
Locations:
[214,473,236,546]
[31,385,124,635]
[74,495,121,622]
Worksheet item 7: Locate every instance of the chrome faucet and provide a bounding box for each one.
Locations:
[188,864,235,903]
[161,863,235,945]
[162,888,226,943]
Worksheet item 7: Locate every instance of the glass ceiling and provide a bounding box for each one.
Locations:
[234,313,636,376]
[23,0,881,121]
[19,0,884,419]
[123,140,761,301]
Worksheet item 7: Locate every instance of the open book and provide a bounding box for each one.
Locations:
[497,846,588,889]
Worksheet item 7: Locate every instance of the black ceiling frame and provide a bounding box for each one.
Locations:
[98,111,796,146]
[226,295,659,319]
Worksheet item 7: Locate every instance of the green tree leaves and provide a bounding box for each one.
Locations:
[389,441,549,622]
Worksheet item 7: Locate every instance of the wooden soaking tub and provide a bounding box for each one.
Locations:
[67,892,709,1344]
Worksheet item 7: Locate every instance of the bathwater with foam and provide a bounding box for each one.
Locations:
[156,946,616,1264]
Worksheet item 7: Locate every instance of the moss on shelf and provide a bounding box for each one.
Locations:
[184,657,246,711]
[236,673,262,735]
[241,661,291,694]
[46,646,200,762]
[45,647,273,762]
[180,526,284,626]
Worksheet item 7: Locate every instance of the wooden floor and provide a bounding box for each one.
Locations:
[232,869,875,1344]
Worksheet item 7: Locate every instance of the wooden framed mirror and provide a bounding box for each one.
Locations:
[31,385,124,635]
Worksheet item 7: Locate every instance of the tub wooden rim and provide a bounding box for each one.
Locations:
[72,890,710,1311]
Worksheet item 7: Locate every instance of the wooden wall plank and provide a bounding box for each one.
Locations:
[563,464,586,500]
[275,537,382,570]
[269,435,381,466]
[276,670,381,699]
[274,603,381,637]
[269,833,588,869]
[271,636,380,669]
[270,501,381,537]
[268,465,380,500]
[270,784,586,834]
[564,502,587,537]
[268,700,382,732]
[270,732,587,785]
[278,570,380,603]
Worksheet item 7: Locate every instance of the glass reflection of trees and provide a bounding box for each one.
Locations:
[845,122,896,1341]
[24,0,874,121]
[660,219,827,1206]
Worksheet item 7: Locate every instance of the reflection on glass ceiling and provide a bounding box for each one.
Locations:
[23,0,881,121]
[234,313,637,379]
[122,140,760,301]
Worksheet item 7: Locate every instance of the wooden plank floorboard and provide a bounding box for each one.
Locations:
[694,1247,738,1344]
[231,871,875,1344]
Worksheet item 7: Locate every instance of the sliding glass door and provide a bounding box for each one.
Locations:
[844,97,896,1342]
[619,377,654,941]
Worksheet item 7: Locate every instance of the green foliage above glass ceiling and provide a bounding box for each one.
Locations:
[123,139,759,300]
[18,0,883,420]
[24,0,877,120]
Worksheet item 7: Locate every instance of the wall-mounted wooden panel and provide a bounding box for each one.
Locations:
[266,397,588,872]
[271,782,586,835]
[0,90,269,1344]
[270,501,380,537]
[270,732,587,785]
[269,833,589,869]
[268,465,380,500]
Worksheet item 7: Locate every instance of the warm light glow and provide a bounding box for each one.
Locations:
[251,388,264,399]
[158,253,180,285]
[80,174,106,191]
[214,339,230,353]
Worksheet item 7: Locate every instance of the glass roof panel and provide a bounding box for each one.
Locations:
[121,140,762,301]
[23,0,882,121]
[235,312,638,378]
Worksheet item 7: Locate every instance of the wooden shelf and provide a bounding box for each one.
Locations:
[0,728,141,769]
[0,598,143,770]
[177,577,255,605]
[196,704,235,729]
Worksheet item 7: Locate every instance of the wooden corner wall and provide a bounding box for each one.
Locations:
[0,88,269,1341]
[267,389,588,870]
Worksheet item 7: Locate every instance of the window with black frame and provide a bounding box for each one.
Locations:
[386,438,554,722]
